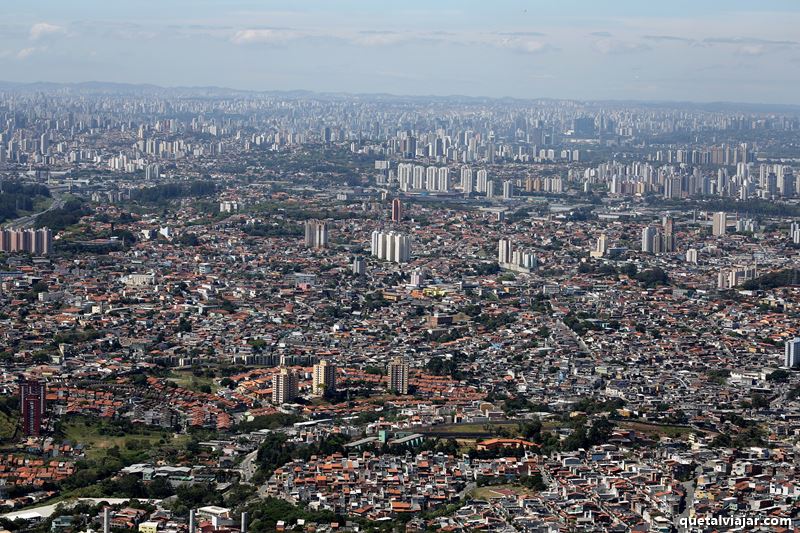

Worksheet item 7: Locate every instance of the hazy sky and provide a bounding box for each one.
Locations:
[2,0,800,103]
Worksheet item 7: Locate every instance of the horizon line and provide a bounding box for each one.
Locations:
[1,79,799,110]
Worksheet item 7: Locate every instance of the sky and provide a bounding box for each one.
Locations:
[1,0,800,104]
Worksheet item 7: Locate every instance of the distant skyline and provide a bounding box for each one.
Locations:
[2,0,800,104]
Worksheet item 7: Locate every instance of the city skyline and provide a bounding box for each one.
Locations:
[2,0,800,104]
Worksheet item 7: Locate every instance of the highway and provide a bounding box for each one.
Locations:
[1,195,66,229]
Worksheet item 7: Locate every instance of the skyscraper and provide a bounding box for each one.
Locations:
[312,359,336,396]
[712,212,727,236]
[786,338,800,368]
[20,379,46,436]
[272,367,299,404]
[388,356,410,395]
[391,198,403,223]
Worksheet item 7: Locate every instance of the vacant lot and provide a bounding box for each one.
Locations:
[61,417,181,461]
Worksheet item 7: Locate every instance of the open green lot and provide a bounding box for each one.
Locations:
[166,370,217,393]
[471,484,535,500]
[61,417,185,461]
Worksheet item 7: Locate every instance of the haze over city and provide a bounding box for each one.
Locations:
[2,0,800,103]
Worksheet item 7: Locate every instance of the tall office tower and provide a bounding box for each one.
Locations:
[437,167,449,192]
[786,338,800,368]
[641,226,657,253]
[662,216,675,252]
[502,180,514,200]
[498,238,513,264]
[312,360,336,395]
[272,367,299,405]
[686,248,698,264]
[304,220,328,249]
[712,212,727,236]
[391,198,403,223]
[476,169,488,193]
[460,166,474,194]
[388,356,410,395]
[40,133,49,155]
[20,379,46,436]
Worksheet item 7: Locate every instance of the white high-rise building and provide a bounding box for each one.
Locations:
[790,222,800,244]
[426,166,438,191]
[486,180,495,199]
[437,167,449,191]
[476,169,488,193]
[502,180,514,200]
[785,338,800,368]
[412,165,425,190]
[712,212,727,236]
[397,163,413,191]
[642,226,658,253]
[460,166,474,194]
[498,238,512,264]
[371,231,411,263]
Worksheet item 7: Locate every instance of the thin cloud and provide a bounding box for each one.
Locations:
[642,35,694,43]
[593,38,651,55]
[497,31,546,37]
[17,47,38,59]
[230,27,555,54]
[30,22,64,40]
[230,28,302,45]
[704,36,798,46]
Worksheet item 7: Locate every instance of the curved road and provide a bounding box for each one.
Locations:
[1,195,65,229]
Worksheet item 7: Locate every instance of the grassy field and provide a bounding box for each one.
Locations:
[471,484,534,500]
[424,421,522,436]
[618,420,694,439]
[61,417,182,461]
[166,370,217,393]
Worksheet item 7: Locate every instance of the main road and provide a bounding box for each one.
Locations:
[1,195,66,229]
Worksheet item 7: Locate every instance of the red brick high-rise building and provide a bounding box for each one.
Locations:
[20,379,46,436]
[391,198,403,223]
